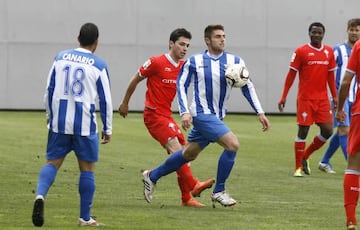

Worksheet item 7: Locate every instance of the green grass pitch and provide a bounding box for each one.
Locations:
[0,111,348,229]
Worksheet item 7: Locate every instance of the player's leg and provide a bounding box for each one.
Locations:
[149,142,201,183]
[294,99,311,176]
[320,132,339,164]
[167,137,200,205]
[74,134,103,226]
[338,99,351,160]
[343,116,360,229]
[211,131,238,207]
[193,114,237,207]
[339,132,349,160]
[303,124,332,160]
[320,99,341,166]
[344,166,360,229]
[167,138,214,206]
[302,99,333,174]
[215,131,238,192]
[302,126,330,175]
[294,125,310,176]
[143,142,202,203]
[318,131,338,173]
[32,131,70,227]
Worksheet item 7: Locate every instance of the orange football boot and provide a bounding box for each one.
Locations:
[191,178,215,197]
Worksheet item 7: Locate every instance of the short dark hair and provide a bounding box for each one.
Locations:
[308,22,325,33]
[169,28,192,43]
[78,23,99,46]
[348,18,360,29]
[204,24,224,38]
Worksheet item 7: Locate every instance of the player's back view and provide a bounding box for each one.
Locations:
[32,22,112,227]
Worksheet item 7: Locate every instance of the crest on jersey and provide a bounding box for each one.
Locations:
[324,50,329,58]
[142,59,152,70]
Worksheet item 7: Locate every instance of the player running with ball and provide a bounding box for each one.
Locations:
[142,24,270,207]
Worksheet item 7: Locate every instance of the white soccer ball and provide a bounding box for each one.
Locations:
[225,63,250,88]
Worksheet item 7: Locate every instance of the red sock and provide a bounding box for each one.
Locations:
[344,173,359,226]
[294,141,306,170]
[176,163,197,202]
[303,136,326,159]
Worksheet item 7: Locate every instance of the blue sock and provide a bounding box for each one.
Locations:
[213,150,236,193]
[320,133,339,164]
[79,171,95,221]
[150,150,187,183]
[339,134,348,160]
[36,163,58,197]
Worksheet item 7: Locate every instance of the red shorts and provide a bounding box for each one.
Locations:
[143,108,185,147]
[348,115,360,156]
[296,99,333,126]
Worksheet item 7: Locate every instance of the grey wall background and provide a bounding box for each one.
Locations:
[0,0,359,113]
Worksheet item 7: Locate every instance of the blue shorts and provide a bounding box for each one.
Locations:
[333,99,352,127]
[187,113,230,149]
[46,130,99,162]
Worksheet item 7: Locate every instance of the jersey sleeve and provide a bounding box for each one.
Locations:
[289,47,302,72]
[177,60,192,115]
[44,62,56,120]
[347,41,360,74]
[328,47,337,71]
[139,56,157,78]
[97,66,113,135]
[241,80,265,114]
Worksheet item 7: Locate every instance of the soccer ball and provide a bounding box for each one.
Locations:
[225,63,250,88]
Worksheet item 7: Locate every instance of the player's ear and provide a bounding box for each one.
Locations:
[92,38,99,53]
[204,37,210,45]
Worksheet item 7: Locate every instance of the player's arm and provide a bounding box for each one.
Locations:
[177,60,192,130]
[240,81,270,131]
[240,80,264,115]
[118,72,144,118]
[278,69,296,112]
[336,70,355,122]
[177,61,192,115]
[327,70,337,109]
[98,67,113,144]
[44,63,56,125]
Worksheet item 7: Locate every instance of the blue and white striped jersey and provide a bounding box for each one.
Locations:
[177,50,264,119]
[334,42,357,102]
[44,48,113,136]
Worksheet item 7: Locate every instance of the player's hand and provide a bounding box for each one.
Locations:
[336,110,346,123]
[278,100,286,112]
[118,103,128,118]
[101,132,111,144]
[181,113,192,131]
[258,113,270,132]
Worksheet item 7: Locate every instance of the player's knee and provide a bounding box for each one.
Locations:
[183,151,198,161]
[227,140,239,152]
[323,129,333,139]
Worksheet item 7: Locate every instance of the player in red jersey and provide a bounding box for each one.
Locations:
[118,28,214,207]
[336,40,360,230]
[278,22,337,177]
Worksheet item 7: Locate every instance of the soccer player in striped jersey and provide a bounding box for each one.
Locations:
[32,23,113,227]
[142,24,270,207]
[118,28,215,207]
[278,22,337,177]
[319,18,360,174]
[336,32,360,230]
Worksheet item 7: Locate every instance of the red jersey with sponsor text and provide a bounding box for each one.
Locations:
[290,43,336,100]
[139,54,184,117]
